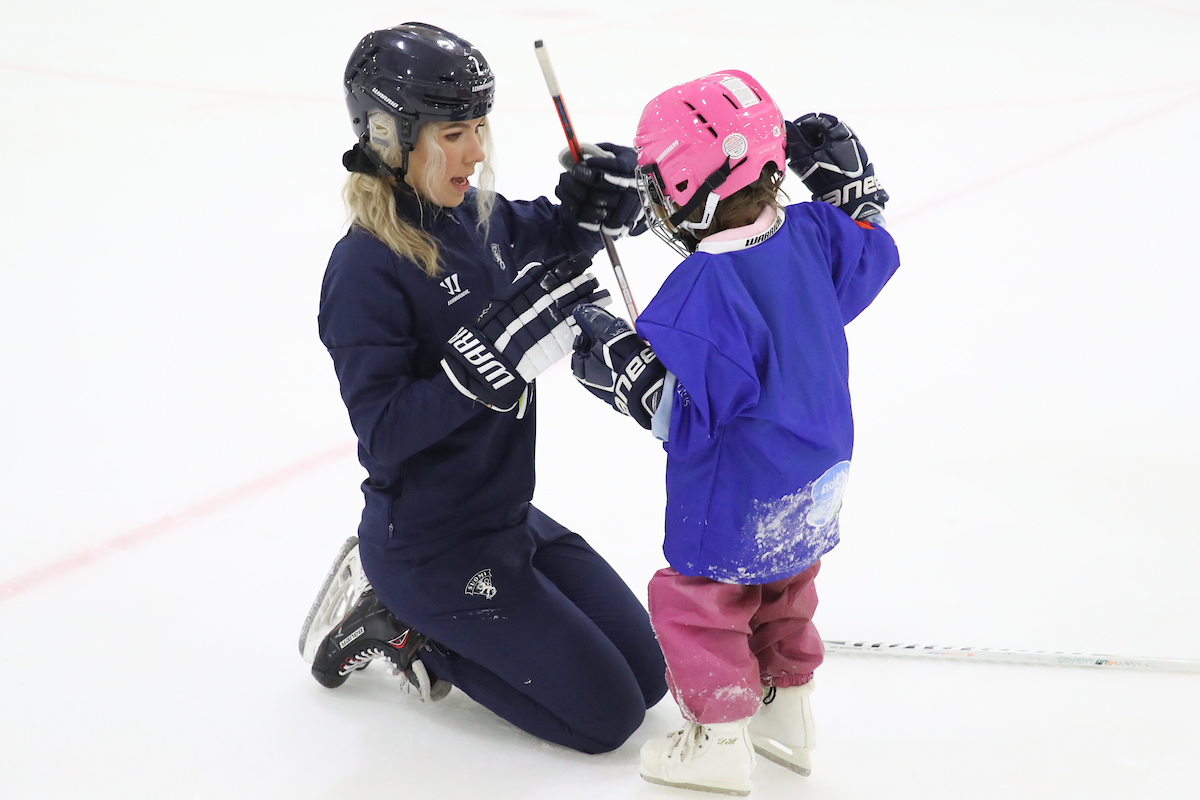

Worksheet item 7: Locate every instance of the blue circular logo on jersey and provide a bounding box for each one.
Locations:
[806,461,850,528]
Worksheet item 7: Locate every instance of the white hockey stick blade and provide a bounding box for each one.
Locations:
[299,536,368,664]
[823,640,1200,673]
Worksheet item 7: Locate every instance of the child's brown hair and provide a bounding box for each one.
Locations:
[674,165,786,251]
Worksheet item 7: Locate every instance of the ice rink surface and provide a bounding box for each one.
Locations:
[2,0,1198,797]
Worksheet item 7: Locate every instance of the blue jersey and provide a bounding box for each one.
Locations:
[636,201,900,584]
[318,187,602,557]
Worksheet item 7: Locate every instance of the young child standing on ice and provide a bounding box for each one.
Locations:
[570,70,900,795]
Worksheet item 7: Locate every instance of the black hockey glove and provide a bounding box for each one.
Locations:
[785,113,889,221]
[571,303,666,430]
[441,254,611,411]
[555,142,647,238]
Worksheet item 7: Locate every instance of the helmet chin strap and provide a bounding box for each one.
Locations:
[342,136,410,179]
[666,155,745,229]
[678,192,722,232]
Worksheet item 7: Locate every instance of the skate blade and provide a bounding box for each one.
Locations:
[640,773,751,796]
[298,536,367,664]
[751,737,811,776]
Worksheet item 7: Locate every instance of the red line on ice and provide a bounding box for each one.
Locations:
[0,442,357,603]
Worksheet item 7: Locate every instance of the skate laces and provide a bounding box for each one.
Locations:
[665,722,709,762]
[762,686,777,705]
[339,647,385,675]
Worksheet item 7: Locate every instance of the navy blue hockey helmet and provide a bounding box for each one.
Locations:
[344,23,495,156]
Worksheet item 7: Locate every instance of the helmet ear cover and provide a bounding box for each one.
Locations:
[342,138,409,179]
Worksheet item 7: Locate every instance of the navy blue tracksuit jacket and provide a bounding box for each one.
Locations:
[317,185,666,753]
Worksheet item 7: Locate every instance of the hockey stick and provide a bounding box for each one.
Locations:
[823,639,1200,674]
[534,39,640,321]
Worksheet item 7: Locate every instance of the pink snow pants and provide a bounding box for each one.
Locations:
[647,561,823,724]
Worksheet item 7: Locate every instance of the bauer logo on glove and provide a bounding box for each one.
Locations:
[613,346,663,419]
[785,113,889,221]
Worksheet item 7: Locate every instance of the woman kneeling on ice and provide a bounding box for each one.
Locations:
[300,22,666,756]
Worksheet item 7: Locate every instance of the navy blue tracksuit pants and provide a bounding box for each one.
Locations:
[359,505,668,754]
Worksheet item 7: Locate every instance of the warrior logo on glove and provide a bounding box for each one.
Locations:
[446,326,518,394]
[441,253,611,411]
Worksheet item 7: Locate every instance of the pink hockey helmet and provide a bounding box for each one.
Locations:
[634,70,784,253]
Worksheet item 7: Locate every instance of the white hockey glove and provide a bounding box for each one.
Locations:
[442,254,611,411]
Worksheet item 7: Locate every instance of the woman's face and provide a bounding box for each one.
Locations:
[405,117,487,208]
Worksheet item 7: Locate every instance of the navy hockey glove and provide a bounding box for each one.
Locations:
[571,303,665,430]
[785,114,889,221]
[555,143,647,238]
[441,254,611,411]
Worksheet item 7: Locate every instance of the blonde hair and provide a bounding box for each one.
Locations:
[342,114,496,277]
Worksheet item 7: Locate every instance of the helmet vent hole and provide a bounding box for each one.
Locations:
[707,126,718,138]
[695,113,707,123]
[675,180,689,193]
[723,93,739,109]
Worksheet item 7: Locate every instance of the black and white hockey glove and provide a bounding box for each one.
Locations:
[555,142,647,238]
[785,114,889,221]
[571,303,665,430]
[441,254,611,411]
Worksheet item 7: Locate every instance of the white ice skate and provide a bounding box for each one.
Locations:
[639,718,755,796]
[298,536,369,665]
[749,681,815,776]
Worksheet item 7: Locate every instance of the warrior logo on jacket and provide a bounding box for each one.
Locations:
[440,272,472,305]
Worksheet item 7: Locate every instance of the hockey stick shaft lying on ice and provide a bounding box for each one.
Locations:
[534,39,639,322]
[823,639,1200,673]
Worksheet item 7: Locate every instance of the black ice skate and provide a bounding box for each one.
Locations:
[309,588,430,688]
[298,536,430,689]
[299,536,369,666]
